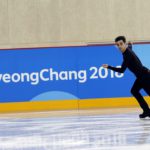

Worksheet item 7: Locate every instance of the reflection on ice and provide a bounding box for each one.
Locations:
[0,113,150,149]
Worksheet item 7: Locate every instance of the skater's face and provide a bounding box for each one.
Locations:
[115,40,127,53]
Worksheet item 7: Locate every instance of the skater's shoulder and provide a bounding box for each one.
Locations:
[123,48,130,56]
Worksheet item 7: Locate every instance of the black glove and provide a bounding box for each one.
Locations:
[128,41,132,50]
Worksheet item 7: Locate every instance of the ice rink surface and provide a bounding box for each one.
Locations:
[0,108,150,150]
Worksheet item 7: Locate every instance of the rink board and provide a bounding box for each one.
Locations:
[0,43,150,112]
[0,96,149,113]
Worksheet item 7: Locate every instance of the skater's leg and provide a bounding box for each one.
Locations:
[143,86,150,96]
[131,79,150,113]
[142,73,150,96]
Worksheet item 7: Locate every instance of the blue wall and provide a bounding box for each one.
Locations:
[0,44,149,103]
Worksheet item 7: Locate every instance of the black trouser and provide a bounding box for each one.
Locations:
[131,73,150,112]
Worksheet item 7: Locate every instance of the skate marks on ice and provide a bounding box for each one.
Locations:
[0,113,150,149]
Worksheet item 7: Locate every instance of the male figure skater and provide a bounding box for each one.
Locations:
[102,36,150,118]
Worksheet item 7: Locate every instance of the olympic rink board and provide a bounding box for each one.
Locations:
[0,44,149,112]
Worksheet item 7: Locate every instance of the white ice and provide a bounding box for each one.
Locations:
[0,112,150,150]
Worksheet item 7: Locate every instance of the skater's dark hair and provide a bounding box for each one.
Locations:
[115,36,126,43]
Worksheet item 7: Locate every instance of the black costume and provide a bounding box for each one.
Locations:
[108,47,150,118]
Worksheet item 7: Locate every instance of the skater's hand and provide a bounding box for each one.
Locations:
[128,41,132,45]
[128,41,132,50]
[102,64,108,68]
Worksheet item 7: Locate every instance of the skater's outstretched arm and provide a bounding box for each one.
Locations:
[102,61,127,73]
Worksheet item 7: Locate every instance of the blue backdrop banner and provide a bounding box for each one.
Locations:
[0,44,149,102]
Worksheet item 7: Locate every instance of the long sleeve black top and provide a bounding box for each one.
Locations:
[108,48,149,78]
